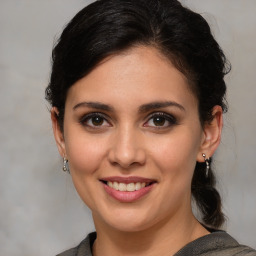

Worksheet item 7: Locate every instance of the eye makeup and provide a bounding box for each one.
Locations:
[79,112,111,129]
[144,112,177,128]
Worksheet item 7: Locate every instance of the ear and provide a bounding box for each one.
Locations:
[197,105,223,162]
[51,107,66,157]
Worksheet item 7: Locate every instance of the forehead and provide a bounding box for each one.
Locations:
[66,46,198,110]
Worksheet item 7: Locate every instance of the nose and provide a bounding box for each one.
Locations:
[108,126,146,169]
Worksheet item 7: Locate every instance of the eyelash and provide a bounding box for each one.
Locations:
[144,112,177,128]
[79,112,177,129]
[79,112,111,128]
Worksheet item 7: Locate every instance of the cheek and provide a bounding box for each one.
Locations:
[65,132,107,175]
[148,129,201,178]
[64,132,109,211]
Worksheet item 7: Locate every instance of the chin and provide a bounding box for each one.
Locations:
[94,206,162,233]
[108,219,154,233]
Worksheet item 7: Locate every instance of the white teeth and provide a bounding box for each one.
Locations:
[113,181,119,190]
[106,181,150,192]
[135,182,141,191]
[126,183,135,192]
[118,183,126,191]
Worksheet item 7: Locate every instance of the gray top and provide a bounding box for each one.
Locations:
[57,231,256,256]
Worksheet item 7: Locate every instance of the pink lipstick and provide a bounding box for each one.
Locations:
[100,176,156,203]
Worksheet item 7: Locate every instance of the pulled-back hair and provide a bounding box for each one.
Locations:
[46,0,230,228]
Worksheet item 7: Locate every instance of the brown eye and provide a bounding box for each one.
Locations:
[80,113,111,128]
[144,112,177,128]
[91,116,104,126]
[153,116,166,126]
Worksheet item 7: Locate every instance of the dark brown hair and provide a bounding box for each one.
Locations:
[46,0,230,228]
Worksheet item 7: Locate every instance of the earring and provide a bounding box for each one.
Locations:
[63,157,69,172]
[202,153,210,177]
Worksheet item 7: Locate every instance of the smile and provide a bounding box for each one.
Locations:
[100,176,156,202]
[106,181,150,192]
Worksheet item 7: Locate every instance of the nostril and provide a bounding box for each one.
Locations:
[108,148,146,169]
[107,136,146,168]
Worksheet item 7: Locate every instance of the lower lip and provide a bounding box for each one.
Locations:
[103,183,155,203]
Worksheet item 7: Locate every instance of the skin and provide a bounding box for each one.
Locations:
[52,46,223,256]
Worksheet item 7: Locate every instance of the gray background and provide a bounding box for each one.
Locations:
[0,0,255,255]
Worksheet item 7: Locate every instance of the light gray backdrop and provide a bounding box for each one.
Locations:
[0,0,255,255]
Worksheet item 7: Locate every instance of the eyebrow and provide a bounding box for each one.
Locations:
[73,101,113,111]
[73,100,185,112]
[139,101,185,113]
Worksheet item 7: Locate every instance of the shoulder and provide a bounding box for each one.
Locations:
[56,232,96,256]
[175,231,256,256]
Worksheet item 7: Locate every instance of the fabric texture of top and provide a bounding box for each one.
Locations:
[57,231,256,256]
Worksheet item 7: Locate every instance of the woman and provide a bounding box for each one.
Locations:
[46,0,256,255]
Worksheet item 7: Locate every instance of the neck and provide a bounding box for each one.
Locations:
[92,212,209,256]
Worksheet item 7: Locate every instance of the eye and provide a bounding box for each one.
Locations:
[80,113,111,128]
[144,112,177,128]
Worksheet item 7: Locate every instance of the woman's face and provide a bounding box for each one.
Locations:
[53,46,215,232]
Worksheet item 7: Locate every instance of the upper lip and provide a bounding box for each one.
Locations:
[100,176,157,184]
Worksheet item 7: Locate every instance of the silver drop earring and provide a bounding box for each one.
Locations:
[202,153,210,177]
[63,157,69,172]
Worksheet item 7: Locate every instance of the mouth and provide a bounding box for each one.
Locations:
[100,180,155,192]
[100,176,157,202]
